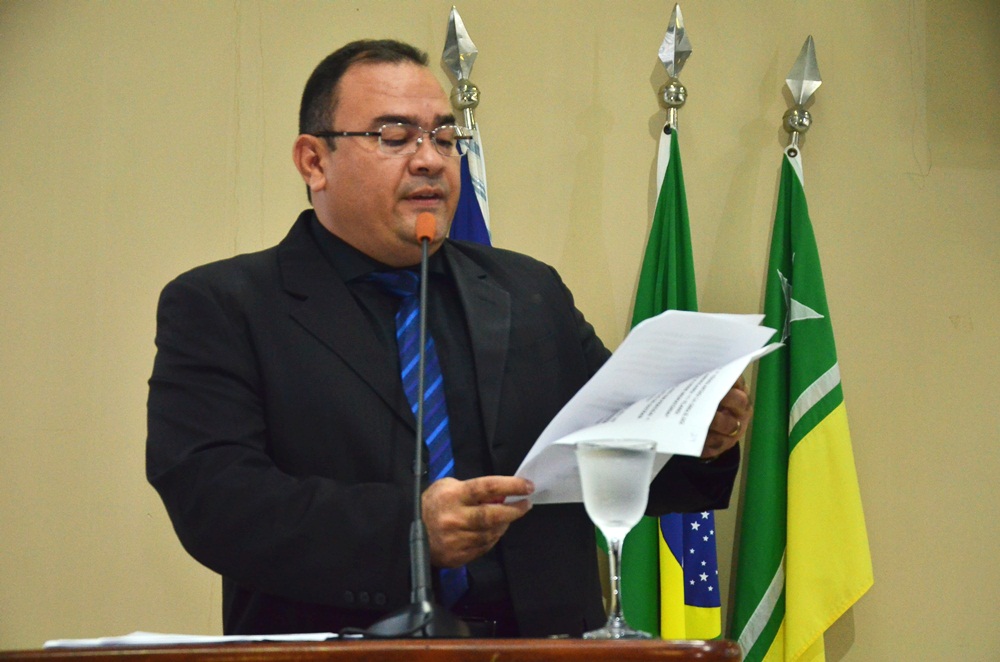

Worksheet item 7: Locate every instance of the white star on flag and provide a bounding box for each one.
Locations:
[778,263,824,342]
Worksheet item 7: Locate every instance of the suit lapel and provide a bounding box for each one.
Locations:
[276,215,414,429]
[444,244,511,449]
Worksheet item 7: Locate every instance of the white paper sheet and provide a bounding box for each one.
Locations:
[513,310,779,504]
[43,631,338,648]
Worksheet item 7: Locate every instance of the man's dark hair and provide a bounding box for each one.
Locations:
[299,39,429,137]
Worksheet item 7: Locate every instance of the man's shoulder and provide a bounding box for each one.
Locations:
[165,211,313,296]
[444,239,557,281]
[167,245,280,295]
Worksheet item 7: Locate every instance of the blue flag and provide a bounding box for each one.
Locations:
[449,129,491,245]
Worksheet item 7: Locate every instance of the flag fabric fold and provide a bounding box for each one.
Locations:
[659,508,722,639]
[729,146,873,661]
[449,127,491,245]
[620,126,722,639]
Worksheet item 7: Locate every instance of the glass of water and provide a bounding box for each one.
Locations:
[576,439,657,639]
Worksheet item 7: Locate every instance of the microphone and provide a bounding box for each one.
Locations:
[366,213,470,638]
[415,211,436,243]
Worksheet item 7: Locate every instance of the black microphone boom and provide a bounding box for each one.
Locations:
[366,215,470,638]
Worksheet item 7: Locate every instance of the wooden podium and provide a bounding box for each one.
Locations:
[1,639,741,661]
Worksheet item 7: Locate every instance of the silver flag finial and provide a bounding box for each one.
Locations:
[783,36,821,150]
[442,6,481,123]
[442,6,477,84]
[657,4,691,128]
[786,35,821,106]
[658,4,691,79]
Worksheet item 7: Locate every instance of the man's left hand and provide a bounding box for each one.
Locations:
[702,376,753,460]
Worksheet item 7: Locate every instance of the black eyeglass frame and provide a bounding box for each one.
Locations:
[310,123,473,157]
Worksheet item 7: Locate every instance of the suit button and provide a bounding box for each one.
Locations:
[343,591,355,605]
[359,591,370,605]
[374,593,386,606]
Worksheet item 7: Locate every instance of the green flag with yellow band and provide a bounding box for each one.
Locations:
[730,147,873,661]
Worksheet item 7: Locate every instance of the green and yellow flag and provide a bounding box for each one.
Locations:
[619,126,722,638]
[730,146,873,661]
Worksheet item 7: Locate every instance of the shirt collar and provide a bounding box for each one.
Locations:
[308,211,449,281]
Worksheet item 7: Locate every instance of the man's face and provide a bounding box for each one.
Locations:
[315,61,460,267]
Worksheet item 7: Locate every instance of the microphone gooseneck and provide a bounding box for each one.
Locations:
[363,212,470,639]
[409,211,435,606]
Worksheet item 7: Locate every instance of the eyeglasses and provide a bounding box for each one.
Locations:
[312,123,473,158]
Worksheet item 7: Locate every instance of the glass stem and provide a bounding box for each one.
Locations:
[607,537,625,625]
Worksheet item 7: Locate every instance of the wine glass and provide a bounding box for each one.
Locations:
[576,439,657,639]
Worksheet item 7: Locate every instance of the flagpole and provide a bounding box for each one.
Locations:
[615,5,697,634]
[637,5,724,641]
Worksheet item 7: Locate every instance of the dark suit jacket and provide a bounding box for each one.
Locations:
[147,210,738,637]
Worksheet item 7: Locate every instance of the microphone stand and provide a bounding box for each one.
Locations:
[366,223,471,638]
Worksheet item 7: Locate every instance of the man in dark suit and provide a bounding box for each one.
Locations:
[147,39,751,638]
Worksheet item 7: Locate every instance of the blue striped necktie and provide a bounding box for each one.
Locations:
[366,269,469,608]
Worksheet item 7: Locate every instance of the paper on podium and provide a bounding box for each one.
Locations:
[513,310,779,504]
[43,631,338,648]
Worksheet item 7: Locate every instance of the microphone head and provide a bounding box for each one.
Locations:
[415,213,436,243]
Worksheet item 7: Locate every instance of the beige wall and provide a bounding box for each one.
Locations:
[1,0,997,658]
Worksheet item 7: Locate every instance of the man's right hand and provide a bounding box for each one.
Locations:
[421,476,534,568]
